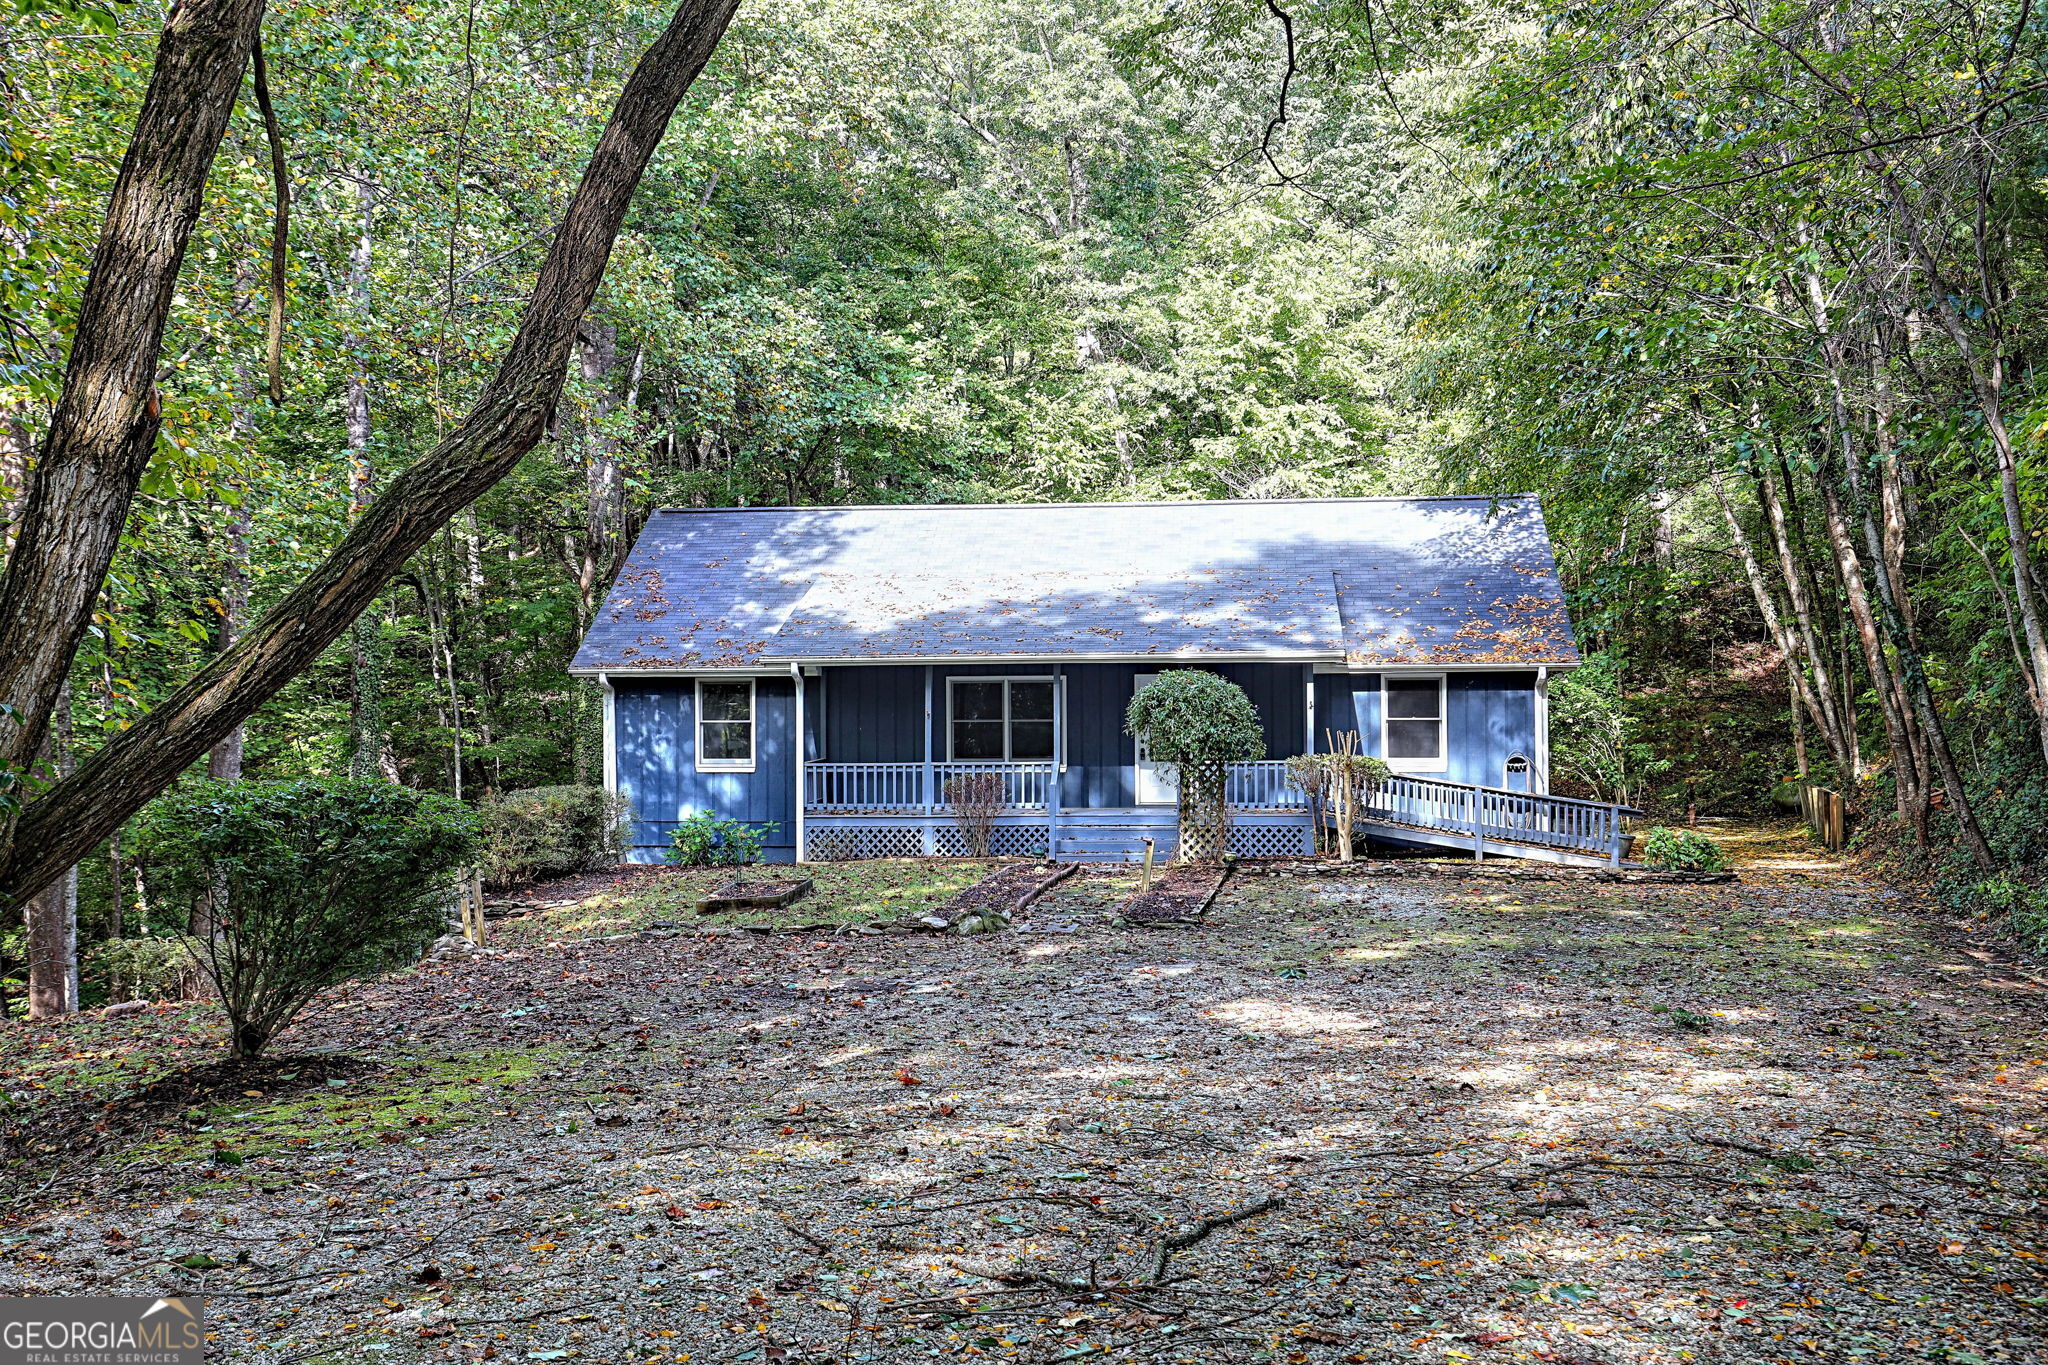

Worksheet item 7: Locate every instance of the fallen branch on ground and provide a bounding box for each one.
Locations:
[1147,1192,1284,1281]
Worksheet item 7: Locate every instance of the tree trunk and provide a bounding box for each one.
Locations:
[1755,445,1854,776]
[212,325,259,784]
[573,324,636,788]
[1710,464,1849,781]
[1836,404,1997,872]
[25,704,77,1018]
[0,0,272,788]
[1961,526,2043,714]
[207,500,251,783]
[1816,467,1923,835]
[0,0,744,906]
[342,175,395,782]
[1886,174,2048,767]
[574,321,634,631]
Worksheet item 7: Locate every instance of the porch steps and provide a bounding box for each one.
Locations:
[1054,808,1176,863]
[1055,831,1176,863]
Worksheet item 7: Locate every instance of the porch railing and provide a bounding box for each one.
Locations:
[1223,760,1305,810]
[804,760,1306,814]
[800,760,1635,864]
[804,761,1055,813]
[1363,772,1638,863]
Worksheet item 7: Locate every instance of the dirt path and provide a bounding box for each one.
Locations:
[5,823,2045,1363]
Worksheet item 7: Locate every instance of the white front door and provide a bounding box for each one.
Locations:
[1133,673,1178,805]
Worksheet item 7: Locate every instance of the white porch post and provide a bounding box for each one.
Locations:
[1534,665,1551,795]
[1303,667,1315,755]
[1049,663,1063,859]
[792,663,807,862]
[599,671,617,794]
[922,666,936,855]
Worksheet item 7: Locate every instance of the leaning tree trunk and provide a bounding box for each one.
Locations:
[0,0,272,793]
[0,0,745,907]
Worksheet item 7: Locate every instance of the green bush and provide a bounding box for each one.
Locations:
[134,778,478,1058]
[1126,670,1265,862]
[1639,826,1728,873]
[1966,874,2048,950]
[478,784,629,886]
[665,812,772,869]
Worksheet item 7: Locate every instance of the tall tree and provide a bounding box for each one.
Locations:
[0,0,744,906]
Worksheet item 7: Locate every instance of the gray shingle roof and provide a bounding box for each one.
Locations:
[571,496,1579,670]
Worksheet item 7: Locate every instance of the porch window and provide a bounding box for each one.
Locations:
[696,678,755,772]
[1382,675,1445,772]
[949,678,1056,762]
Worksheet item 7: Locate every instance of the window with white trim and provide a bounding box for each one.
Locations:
[948,677,1056,761]
[695,678,756,772]
[1382,674,1446,772]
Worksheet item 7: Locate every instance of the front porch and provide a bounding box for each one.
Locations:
[800,760,1637,866]
[800,759,1315,862]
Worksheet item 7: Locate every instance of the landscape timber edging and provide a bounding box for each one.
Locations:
[694,877,815,915]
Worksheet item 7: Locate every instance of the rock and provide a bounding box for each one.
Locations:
[424,934,479,961]
[1044,1115,1077,1133]
[101,1000,151,1018]
[918,914,952,931]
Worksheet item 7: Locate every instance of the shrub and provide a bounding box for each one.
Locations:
[944,772,1006,858]
[665,812,772,872]
[134,778,478,1058]
[1126,670,1265,862]
[477,784,629,886]
[1965,874,2048,950]
[1285,742,1392,859]
[1639,826,1727,873]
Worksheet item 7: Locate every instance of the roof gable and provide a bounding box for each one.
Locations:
[572,496,1579,670]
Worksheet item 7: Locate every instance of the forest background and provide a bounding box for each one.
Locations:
[7,0,2048,986]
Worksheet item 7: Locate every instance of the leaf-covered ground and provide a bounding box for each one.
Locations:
[4,822,2046,1364]
[488,860,1002,941]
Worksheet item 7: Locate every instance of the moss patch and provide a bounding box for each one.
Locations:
[144,1048,557,1165]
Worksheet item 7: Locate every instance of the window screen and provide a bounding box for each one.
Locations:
[1383,677,1443,764]
[950,681,1007,759]
[950,679,1058,762]
[697,680,755,768]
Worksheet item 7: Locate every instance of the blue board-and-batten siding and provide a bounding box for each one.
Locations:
[1313,670,1538,790]
[816,663,1310,809]
[610,664,1541,863]
[613,678,797,863]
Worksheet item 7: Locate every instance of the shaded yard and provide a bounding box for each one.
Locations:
[4,823,2046,1363]
[488,859,1003,940]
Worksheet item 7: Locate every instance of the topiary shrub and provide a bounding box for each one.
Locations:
[134,778,478,1058]
[477,784,630,886]
[1125,670,1265,862]
[1639,826,1728,873]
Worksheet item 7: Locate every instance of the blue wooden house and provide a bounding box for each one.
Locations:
[569,496,1636,866]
